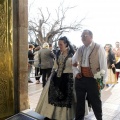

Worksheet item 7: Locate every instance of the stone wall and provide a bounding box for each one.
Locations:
[13,0,29,112]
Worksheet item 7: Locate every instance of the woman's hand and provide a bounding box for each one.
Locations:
[111,64,115,68]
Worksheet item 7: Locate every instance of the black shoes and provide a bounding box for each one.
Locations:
[44,117,51,120]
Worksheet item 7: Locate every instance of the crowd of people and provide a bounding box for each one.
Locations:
[28,29,120,120]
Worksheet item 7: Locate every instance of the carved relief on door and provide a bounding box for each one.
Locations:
[0,0,14,118]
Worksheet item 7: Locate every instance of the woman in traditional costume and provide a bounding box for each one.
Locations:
[104,44,117,86]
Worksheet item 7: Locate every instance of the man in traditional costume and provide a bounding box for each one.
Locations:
[72,30,107,120]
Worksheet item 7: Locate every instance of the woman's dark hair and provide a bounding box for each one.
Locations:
[58,36,75,55]
[104,44,112,53]
[105,44,115,62]
[29,44,34,48]
[105,44,116,73]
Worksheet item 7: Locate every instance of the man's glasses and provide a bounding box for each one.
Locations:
[81,35,88,38]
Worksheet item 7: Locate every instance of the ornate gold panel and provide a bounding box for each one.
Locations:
[0,0,14,118]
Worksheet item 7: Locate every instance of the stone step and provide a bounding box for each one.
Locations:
[5,109,45,120]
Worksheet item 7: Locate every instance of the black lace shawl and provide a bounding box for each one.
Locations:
[48,50,74,108]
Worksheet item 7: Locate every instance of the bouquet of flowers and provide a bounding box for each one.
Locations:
[94,70,105,94]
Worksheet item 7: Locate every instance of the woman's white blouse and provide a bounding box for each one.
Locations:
[53,57,72,73]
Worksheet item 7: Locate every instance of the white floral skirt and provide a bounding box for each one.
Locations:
[35,79,90,120]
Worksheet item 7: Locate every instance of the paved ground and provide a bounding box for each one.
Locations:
[28,76,120,120]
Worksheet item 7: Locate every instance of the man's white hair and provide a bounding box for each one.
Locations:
[42,42,49,49]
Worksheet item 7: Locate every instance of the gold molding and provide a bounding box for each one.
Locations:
[0,0,14,118]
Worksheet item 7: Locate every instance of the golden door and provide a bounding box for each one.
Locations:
[0,0,14,118]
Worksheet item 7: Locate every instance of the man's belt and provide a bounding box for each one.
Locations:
[81,67,93,77]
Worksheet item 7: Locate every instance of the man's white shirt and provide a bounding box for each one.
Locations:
[72,42,107,84]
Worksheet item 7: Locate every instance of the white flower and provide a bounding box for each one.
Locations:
[94,74,98,79]
[100,70,105,76]
[94,72,101,79]
[96,72,101,79]
[94,69,105,79]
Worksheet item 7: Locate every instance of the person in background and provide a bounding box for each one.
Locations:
[34,46,42,84]
[72,29,107,120]
[105,44,117,87]
[28,44,34,83]
[38,42,54,87]
[112,41,120,80]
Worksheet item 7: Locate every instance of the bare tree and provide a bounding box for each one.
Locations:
[28,3,85,46]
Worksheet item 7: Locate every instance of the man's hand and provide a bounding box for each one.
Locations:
[76,73,82,79]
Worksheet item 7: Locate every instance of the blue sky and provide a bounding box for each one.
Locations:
[29,0,120,47]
